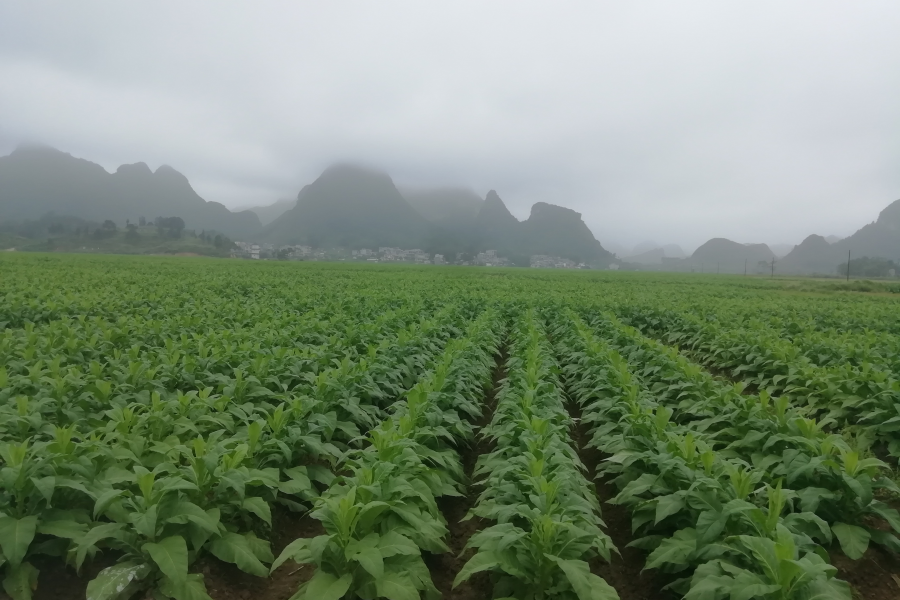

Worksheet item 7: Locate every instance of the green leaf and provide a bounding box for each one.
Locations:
[76,523,125,570]
[208,533,268,577]
[377,531,419,557]
[2,561,39,600]
[163,501,220,534]
[654,493,686,524]
[831,522,870,560]
[375,571,419,600]
[453,551,499,587]
[350,544,383,579]
[37,520,88,540]
[270,538,312,574]
[0,516,38,568]
[553,557,620,600]
[301,571,352,600]
[158,573,213,600]
[85,561,152,600]
[143,536,188,584]
[645,528,696,570]
[241,497,272,526]
[93,489,125,519]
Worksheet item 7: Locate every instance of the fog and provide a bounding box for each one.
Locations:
[1,2,898,253]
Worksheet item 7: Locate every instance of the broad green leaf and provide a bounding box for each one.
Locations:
[377,531,419,557]
[0,516,38,568]
[453,551,499,587]
[654,493,685,524]
[241,497,272,526]
[164,501,220,533]
[208,532,268,577]
[37,520,88,540]
[350,545,383,579]
[831,523,870,560]
[2,561,39,600]
[301,571,352,600]
[86,561,152,600]
[645,528,696,570]
[143,536,188,584]
[270,538,312,573]
[158,573,213,600]
[93,489,125,519]
[375,571,419,600]
[76,523,125,570]
[553,557,620,600]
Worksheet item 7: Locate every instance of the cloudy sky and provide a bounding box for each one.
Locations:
[1,2,898,253]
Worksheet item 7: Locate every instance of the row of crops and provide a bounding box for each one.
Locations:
[1,254,899,600]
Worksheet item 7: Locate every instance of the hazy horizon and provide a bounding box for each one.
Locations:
[2,2,898,252]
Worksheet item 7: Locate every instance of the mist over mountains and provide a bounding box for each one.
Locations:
[259,164,615,265]
[0,144,897,274]
[0,145,260,238]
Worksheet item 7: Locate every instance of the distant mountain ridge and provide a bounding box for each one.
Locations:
[0,145,260,238]
[777,199,900,274]
[260,165,614,265]
[262,164,433,249]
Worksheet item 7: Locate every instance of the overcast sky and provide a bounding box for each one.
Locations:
[1,2,898,253]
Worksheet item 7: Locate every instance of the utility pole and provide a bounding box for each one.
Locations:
[847,249,851,281]
[744,258,747,276]
[717,262,720,274]
[771,257,775,278]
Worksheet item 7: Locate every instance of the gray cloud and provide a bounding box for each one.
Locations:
[1,1,898,252]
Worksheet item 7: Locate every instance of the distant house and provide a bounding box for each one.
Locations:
[474,250,509,266]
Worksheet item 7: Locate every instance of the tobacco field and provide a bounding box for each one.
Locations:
[1,253,899,600]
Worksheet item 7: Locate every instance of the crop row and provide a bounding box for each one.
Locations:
[551,308,863,599]
[619,306,900,458]
[271,308,501,599]
[0,303,478,600]
[457,308,618,600]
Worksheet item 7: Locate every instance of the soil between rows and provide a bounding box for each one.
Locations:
[425,347,508,600]
[564,396,676,600]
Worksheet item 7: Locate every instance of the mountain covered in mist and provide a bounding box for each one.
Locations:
[261,164,615,265]
[0,145,261,238]
[240,198,296,226]
[777,199,900,274]
[262,164,433,249]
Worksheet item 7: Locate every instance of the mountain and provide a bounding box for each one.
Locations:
[778,200,900,274]
[262,164,431,248]
[263,167,615,266]
[777,235,837,274]
[521,202,612,264]
[0,145,260,238]
[825,235,842,244]
[661,244,686,259]
[239,199,296,226]
[831,200,900,260]
[632,241,659,255]
[624,247,666,265]
[402,187,483,225]
[689,238,775,273]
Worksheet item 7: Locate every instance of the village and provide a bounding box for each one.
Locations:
[232,242,591,268]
